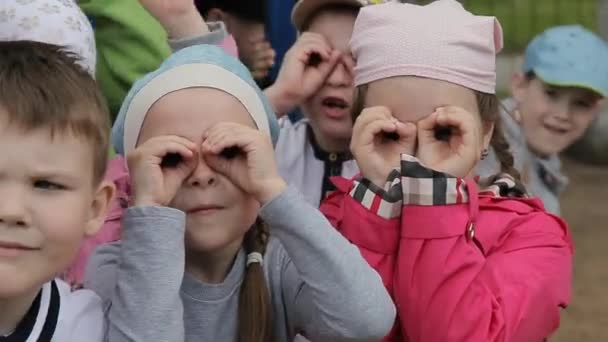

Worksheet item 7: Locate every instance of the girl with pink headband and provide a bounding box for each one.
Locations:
[322,1,574,341]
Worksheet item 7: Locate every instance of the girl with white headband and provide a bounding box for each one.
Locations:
[84,44,395,342]
[322,1,574,341]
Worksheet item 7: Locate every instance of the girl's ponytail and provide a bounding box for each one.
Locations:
[237,218,274,342]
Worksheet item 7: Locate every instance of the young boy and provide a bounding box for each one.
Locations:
[478,25,608,215]
[194,0,275,81]
[0,41,114,341]
[265,0,388,206]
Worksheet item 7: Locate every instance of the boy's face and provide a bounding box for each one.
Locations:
[301,10,357,148]
[138,88,260,256]
[512,75,603,157]
[0,110,111,298]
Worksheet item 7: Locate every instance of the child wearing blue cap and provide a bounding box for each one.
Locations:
[84,42,395,342]
[478,25,608,214]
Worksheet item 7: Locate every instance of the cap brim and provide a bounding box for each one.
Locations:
[534,68,608,98]
[292,0,363,31]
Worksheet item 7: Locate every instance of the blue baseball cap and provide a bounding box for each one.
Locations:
[523,25,608,97]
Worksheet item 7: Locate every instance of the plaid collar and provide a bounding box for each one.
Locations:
[346,155,529,220]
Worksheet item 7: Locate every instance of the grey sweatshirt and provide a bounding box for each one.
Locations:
[85,187,395,341]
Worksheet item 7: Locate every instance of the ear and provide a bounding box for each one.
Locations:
[206,8,225,22]
[592,98,606,114]
[481,120,495,153]
[84,180,116,237]
[510,72,529,104]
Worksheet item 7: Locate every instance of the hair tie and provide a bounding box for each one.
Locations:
[246,252,264,267]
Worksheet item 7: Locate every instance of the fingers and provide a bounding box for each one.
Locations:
[137,135,197,161]
[251,41,275,79]
[395,121,418,154]
[352,106,394,138]
[352,107,399,151]
[434,107,479,147]
[340,53,356,80]
[202,123,265,155]
[314,49,341,76]
[295,32,332,60]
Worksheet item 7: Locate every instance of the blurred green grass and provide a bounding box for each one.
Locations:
[419,0,599,52]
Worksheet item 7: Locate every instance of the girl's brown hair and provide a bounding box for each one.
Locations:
[237,218,274,342]
[353,85,521,181]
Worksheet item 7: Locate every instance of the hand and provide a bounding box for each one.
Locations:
[250,40,276,80]
[350,106,417,187]
[138,0,209,39]
[267,33,341,112]
[128,136,198,207]
[201,123,286,204]
[417,106,482,178]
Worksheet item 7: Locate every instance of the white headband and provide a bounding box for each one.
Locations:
[123,63,270,154]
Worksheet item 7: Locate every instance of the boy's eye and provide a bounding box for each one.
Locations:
[34,180,65,191]
[574,100,593,109]
[544,88,558,98]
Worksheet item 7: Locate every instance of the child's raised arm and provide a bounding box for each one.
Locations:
[138,0,238,56]
[203,123,397,340]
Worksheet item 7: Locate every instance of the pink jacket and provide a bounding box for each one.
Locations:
[321,155,573,342]
[62,156,130,288]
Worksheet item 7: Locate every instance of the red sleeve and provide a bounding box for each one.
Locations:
[320,172,404,341]
[321,172,402,292]
[393,155,573,341]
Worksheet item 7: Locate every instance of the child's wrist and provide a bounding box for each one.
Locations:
[256,179,288,205]
[266,85,299,116]
[163,9,209,40]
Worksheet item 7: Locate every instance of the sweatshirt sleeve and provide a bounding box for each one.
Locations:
[85,206,187,342]
[394,155,574,341]
[261,186,396,341]
[168,21,237,57]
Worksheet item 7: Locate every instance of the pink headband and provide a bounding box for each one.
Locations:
[351,0,503,94]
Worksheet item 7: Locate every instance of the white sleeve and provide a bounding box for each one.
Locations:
[53,280,104,342]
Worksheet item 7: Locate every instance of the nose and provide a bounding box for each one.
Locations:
[186,157,218,188]
[0,184,29,228]
[326,61,352,88]
[550,97,571,122]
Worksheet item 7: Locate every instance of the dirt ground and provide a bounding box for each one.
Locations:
[552,158,608,341]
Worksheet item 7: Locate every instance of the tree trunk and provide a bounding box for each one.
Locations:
[565,0,608,165]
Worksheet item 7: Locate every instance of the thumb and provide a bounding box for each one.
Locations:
[203,153,231,175]
[396,121,417,149]
[163,151,197,189]
[417,112,439,142]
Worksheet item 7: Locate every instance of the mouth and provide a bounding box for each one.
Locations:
[321,96,349,119]
[187,205,224,215]
[543,123,570,135]
[0,241,38,257]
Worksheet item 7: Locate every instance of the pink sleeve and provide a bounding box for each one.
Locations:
[321,174,401,293]
[320,174,403,342]
[394,156,573,341]
[220,34,238,58]
[62,156,130,288]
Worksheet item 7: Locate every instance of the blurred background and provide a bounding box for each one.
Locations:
[266,0,607,340]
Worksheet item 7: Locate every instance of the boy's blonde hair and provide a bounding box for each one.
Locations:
[0,41,110,183]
